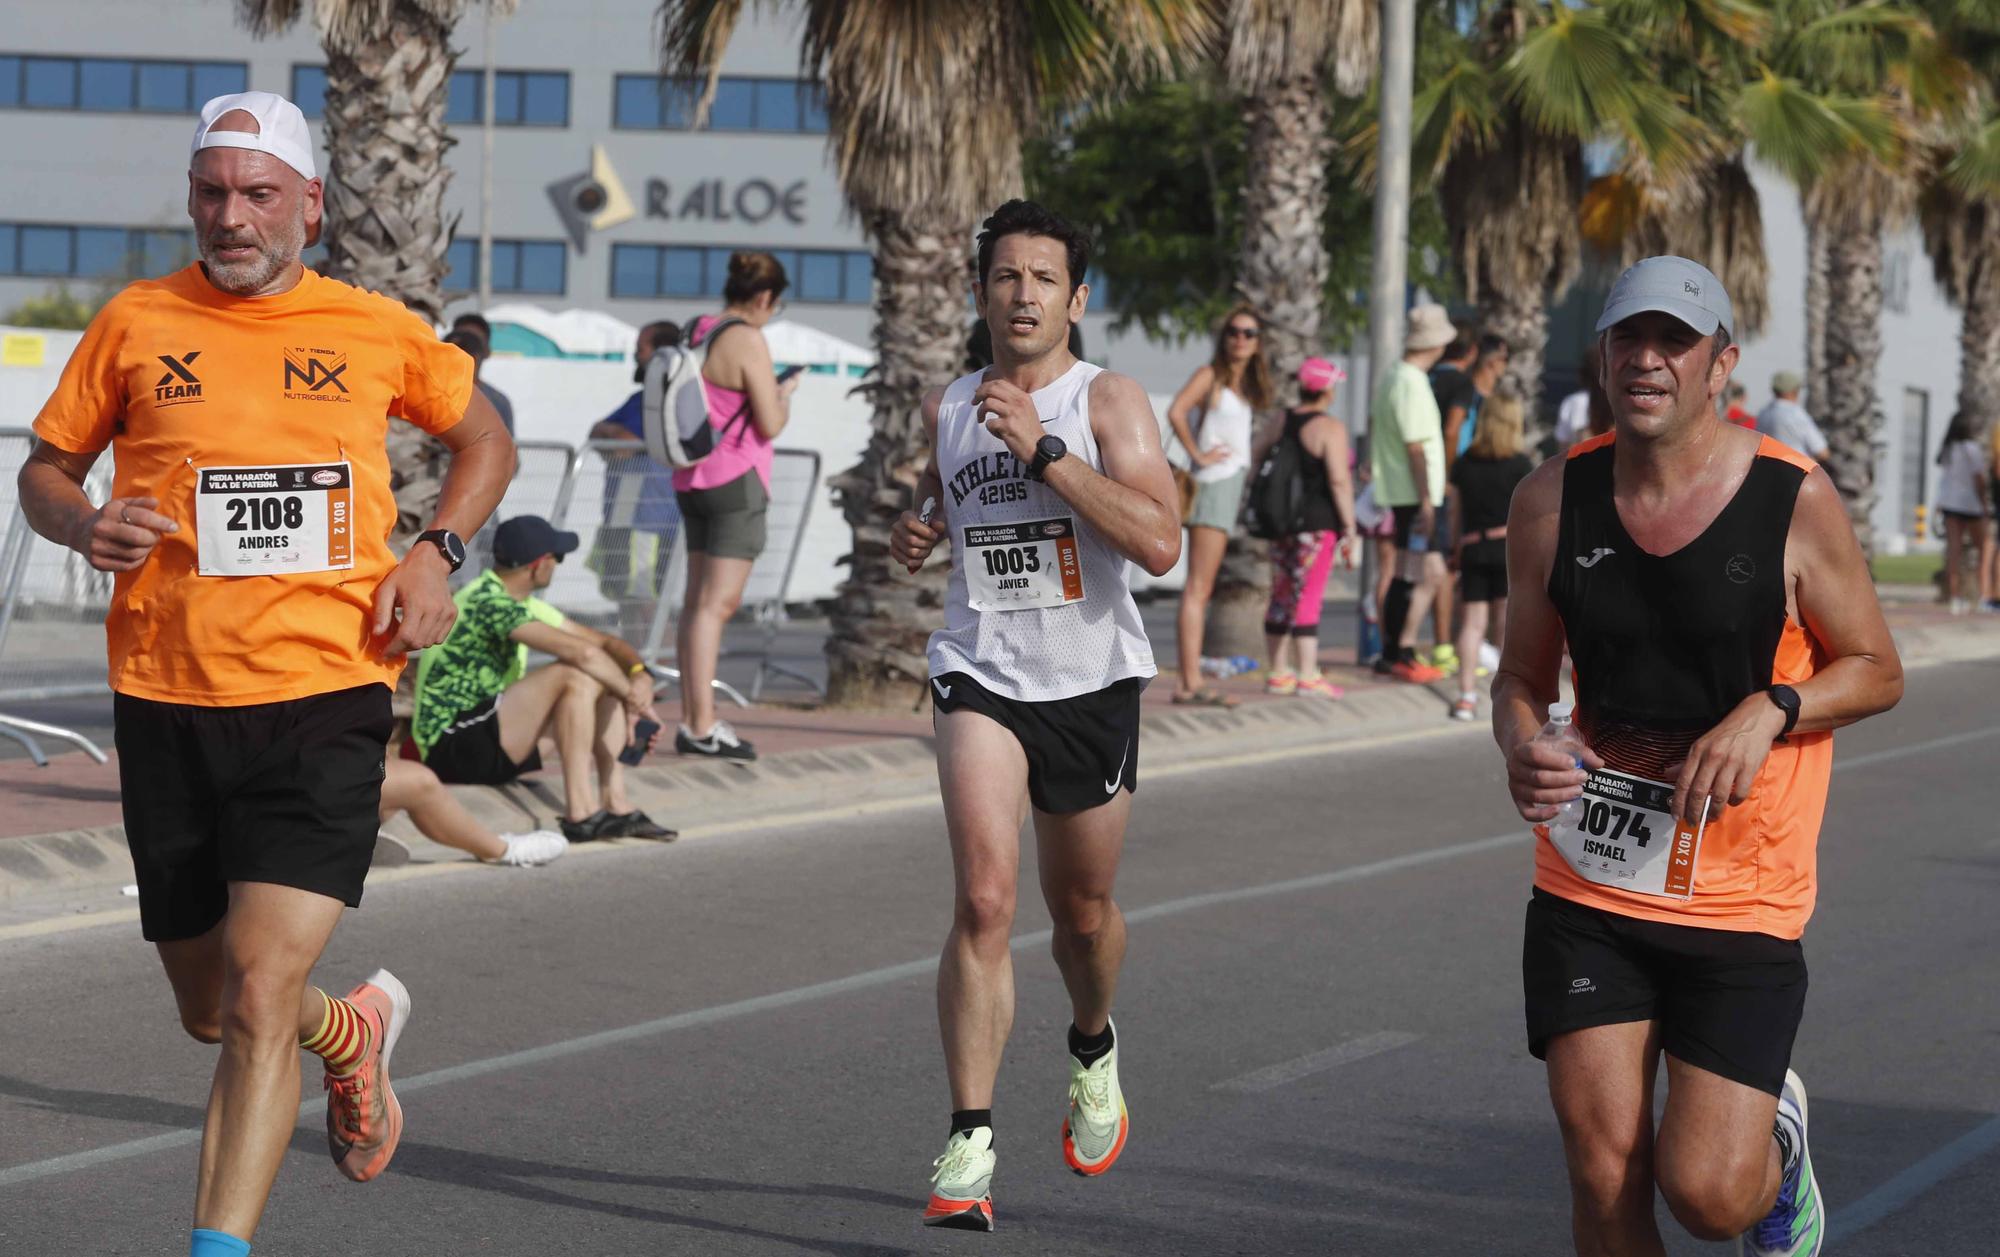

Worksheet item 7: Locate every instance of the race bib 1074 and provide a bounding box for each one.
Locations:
[963,516,1085,612]
[195,462,354,577]
[1549,767,1707,900]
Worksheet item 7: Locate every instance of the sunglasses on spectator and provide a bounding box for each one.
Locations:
[1226,326,1259,340]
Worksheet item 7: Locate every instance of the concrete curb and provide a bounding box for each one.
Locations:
[3,616,1995,906]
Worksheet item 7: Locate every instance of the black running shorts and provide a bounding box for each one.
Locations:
[929,672,1141,815]
[1522,888,1807,1096]
[114,684,393,943]
[422,694,541,786]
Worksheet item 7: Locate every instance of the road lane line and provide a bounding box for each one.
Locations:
[1214,1031,1421,1093]
[1829,1113,2000,1239]
[3,721,1994,1187]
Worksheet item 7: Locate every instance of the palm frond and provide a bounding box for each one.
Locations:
[1944,112,2000,202]
[238,0,507,53]
[1737,69,1897,186]
[1502,5,1707,177]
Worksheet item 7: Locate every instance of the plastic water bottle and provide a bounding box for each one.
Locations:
[1226,654,1258,676]
[1536,701,1588,836]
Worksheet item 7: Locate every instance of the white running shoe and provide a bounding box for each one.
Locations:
[675,720,757,762]
[1737,1069,1823,1257]
[1062,1021,1129,1176]
[923,1127,995,1231]
[492,831,568,867]
[1477,640,1501,674]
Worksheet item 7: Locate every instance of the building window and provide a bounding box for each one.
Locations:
[612,74,827,133]
[0,55,245,113]
[294,66,568,126]
[609,243,873,304]
[0,222,196,278]
[444,238,567,295]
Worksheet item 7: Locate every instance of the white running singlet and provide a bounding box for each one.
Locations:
[926,361,1157,702]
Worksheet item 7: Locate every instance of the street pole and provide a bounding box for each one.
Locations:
[1360,0,1416,665]
[477,3,497,311]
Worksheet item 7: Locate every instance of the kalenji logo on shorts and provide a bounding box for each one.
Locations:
[154,352,203,406]
[283,348,352,402]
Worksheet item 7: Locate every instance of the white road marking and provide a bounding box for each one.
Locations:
[1830,1113,2000,1239]
[1214,1031,1421,1093]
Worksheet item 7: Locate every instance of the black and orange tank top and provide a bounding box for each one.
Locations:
[1535,432,1833,938]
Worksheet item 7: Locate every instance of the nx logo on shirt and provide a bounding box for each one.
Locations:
[154,352,203,406]
[283,349,352,402]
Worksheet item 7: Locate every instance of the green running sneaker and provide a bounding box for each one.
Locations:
[1738,1069,1823,1257]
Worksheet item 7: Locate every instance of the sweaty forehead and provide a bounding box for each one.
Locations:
[190,145,301,191]
[989,233,1070,279]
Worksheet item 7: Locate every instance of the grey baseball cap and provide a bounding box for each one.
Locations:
[1594,256,1734,339]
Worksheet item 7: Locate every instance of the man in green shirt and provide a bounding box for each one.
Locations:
[414,515,674,842]
[1371,303,1455,684]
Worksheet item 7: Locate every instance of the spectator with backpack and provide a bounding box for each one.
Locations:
[1446,390,1533,721]
[1246,358,1359,699]
[656,251,797,761]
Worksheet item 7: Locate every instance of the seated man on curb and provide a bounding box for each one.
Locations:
[380,757,568,867]
[412,514,677,844]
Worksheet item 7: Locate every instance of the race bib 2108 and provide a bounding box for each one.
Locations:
[195,462,355,577]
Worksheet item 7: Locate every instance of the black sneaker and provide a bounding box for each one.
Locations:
[608,810,678,841]
[675,720,757,762]
[559,809,622,843]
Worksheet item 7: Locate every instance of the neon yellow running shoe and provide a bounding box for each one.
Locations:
[1062,1022,1128,1176]
[923,1127,995,1231]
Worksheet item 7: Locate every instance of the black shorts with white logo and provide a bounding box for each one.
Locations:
[929,672,1141,815]
[114,683,393,943]
[1522,888,1807,1096]
[422,694,541,786]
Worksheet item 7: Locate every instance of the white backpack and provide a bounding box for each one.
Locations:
[642,315,748,469]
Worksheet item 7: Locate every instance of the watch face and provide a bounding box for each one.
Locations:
[443,532,466,564]
[1039,436,1066,460]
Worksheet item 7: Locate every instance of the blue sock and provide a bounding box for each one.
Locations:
[190,1229,250,1257]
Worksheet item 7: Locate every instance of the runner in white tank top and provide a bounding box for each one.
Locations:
[926,359,1156,702]
[889,200,1182,1232]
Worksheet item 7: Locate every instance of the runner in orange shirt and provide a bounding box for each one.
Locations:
[16,93,513,1257]
[1493,257,1902,1257]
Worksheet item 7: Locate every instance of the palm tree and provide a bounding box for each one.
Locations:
[236,0,506,543]
[657,1,1215,706]
[1200,0,1377,656]
[1413,1,1698,431]
[1917,4,2000,450]
[1735,0,1969,552]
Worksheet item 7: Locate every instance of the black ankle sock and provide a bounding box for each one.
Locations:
[1381,577,1413,661]
[1068,1022,1115,1067]
[950,1109,992,1141]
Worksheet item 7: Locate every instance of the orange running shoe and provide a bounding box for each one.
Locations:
[324,969,411,1183]
[1388,658,1445,684]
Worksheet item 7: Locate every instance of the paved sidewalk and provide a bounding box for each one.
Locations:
[0,597,1990,904]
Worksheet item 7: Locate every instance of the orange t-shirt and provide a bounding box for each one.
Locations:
[32,264,472,706]
[1534,433,1832,939]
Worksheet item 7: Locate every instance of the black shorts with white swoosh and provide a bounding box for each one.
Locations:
[929,672,1141,815]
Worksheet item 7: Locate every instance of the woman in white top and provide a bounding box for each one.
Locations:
[1165,303,1272,705]
[1933,410,1994,613]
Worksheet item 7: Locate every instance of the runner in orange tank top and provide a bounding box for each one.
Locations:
[1493,257,1901,1257]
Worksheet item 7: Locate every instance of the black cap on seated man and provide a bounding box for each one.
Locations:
[492,515,579,568]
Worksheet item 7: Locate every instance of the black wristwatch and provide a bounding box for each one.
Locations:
[1765,684,1801,743]
[1028,434,1067,481]
[415,528,466,573]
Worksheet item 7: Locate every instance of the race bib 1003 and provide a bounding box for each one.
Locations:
[195,462,354,577]
[963,516,1085,612]
[1549,767,1706,900]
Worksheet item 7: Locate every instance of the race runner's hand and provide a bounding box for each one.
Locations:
[1665,693,1789,824]
[372,543,458,656]
[79,496,178,572]
[891,507,942,575]
[1506,733,1604,825]
[972,378,1043,464]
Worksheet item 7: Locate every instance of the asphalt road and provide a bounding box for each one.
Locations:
[1,659,1993,1255]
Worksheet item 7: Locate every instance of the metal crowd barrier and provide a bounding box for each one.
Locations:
[0,426,112,764]
[735,449,823,700]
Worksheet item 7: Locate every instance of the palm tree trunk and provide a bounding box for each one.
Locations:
[1485,290,1550,446]
[1211,75,1331,658]
[1820,222,1886,555]
[823,213,970,707]
[1958,247,2000,448]
[321,10,461,548]
[1803,213,1830,419]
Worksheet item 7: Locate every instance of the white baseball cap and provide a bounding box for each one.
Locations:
[190,92,317,182]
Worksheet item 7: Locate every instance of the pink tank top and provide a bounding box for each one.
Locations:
[673,314,775,494]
